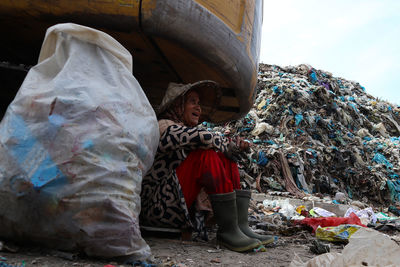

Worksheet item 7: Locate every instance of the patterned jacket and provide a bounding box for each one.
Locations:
[140,119,229,229]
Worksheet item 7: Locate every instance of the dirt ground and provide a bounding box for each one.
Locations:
[0,232,346,267]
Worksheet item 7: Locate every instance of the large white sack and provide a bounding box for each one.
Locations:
[290,227,400,267]
[0,23,159,260]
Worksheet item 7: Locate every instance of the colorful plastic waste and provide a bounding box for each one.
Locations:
[208,63,400,206]
[293,212,365,233]
[344,207,377,224]
[310,207,336,217]
[315,224,362,242]
[375,212,399,222]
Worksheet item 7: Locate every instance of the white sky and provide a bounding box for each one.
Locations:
[260,0,400,105]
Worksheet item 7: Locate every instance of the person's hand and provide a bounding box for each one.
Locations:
[234,136,251,153]
[224,140,241,162]
[238,137,251,152]
[224,136,252,162]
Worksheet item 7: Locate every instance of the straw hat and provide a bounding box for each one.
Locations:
[157,80,221,123]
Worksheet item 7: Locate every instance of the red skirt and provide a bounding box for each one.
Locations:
[176,149,241,208]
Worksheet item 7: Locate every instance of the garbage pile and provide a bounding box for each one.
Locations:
[208,63,400,206]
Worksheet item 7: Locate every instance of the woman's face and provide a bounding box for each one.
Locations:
[183,90,201,127]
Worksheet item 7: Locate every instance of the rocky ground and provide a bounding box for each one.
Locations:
[0,234,345,267]
[2,192,399,267]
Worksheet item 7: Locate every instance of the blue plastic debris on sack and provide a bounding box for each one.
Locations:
[339,96,346,101]
[363,136,372,141]
[2,114,68,190]
[372,153,393,169]
[0,261,25,267]
[360,85,366,91]
[257,151,268,166]
[295,114,303,126]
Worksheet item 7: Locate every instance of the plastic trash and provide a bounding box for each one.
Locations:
[315,224,362,242]
[0,23,159,259]
[375,212,398,222]
[279,199,296,219]
[344,207,377,224]
[262,198,296,218]
[251,122,274,136]
[310,207,337,217]
[257,151,268,166]
[334,192,346,203]
[207,63,400,206]
[296,205,307,214]
[290,227,400,267]
[293,212,365,233]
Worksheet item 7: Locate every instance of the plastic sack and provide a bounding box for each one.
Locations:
[293,212,365,233]
[315,224,362,242]
[290,227,400,267]
[0,23,159,259]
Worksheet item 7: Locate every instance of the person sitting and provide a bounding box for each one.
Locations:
[140,80,275,252]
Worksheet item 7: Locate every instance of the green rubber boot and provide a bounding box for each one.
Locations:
[236,189,277,245]
[209,191,261,252]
